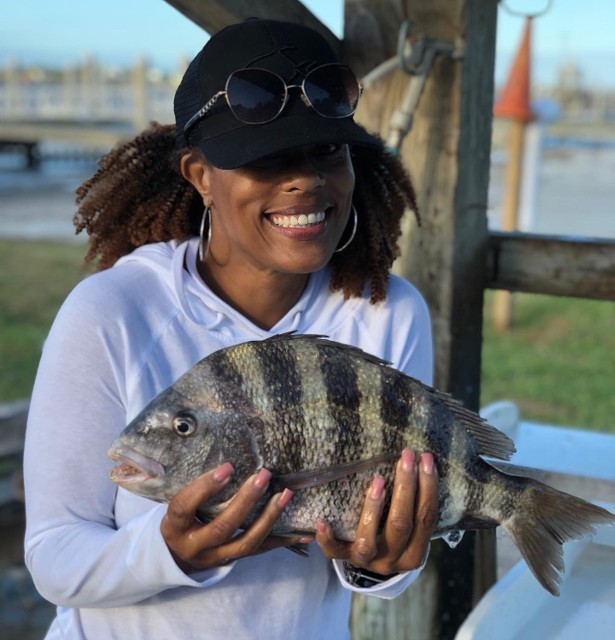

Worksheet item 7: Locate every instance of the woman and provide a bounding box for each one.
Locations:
[24,19,438,639]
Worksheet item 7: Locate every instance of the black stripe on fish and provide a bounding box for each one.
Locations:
[254,338,304,412]
[379,367,415,457]
[317,343,363,459]
[254,339,308,470]
[206,348,248,404]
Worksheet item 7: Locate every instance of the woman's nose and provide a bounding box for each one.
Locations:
[282,155,326,191]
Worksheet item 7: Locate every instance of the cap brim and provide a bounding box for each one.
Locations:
[199,112,381,169]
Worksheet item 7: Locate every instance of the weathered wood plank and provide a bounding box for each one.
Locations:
[487,232,615,300]
[346,1,498,638]
[163,0,341,51]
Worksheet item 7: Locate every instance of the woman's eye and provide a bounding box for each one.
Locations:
[172,415,196,437]
[314,143,343,156]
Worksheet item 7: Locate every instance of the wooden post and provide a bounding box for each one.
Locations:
[5,59,19,118]
[133,57,149,132]
[63,64,78,119]
[491,18,534,331]
[344,1,498,637]
[492,119,524,331]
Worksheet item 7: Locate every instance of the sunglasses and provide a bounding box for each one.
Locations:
[183,63,363,141]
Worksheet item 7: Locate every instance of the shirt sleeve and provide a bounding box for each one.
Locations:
[332,548,429,599]
[23,278,233,609]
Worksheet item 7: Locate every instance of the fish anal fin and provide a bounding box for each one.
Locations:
[271,453,397,493]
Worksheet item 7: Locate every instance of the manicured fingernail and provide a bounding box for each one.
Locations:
[421,453,434,475]
[316,519,327,534]
[299,537,314,544]
[401,449,415,471]
[371,476,385,499]
[213,462,234,483]
[277,488,294,508]
[254,468,272,490]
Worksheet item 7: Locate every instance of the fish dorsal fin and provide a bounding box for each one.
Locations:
[435,391,516,461]
[270,453,397,493]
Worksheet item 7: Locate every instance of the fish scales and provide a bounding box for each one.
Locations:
[109,333,615,596]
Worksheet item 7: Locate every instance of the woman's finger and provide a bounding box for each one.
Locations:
[378,449,418,562]
[346,476,386,566]
[396,452,439,570]
[163,462,235,533]
[315,520,351,560]
[206,488,295,565]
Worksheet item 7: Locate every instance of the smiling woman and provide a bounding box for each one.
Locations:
[24,18,436,640]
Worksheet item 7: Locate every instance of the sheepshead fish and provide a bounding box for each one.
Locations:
[108,333,614,595]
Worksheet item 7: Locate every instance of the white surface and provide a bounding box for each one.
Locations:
[480,401,615,481]
[456,511,615,640]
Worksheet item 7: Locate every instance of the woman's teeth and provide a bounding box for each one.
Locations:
[271,212,326,228]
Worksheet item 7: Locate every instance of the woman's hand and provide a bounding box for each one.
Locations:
[161,463,301,572]
[315,449,439,577]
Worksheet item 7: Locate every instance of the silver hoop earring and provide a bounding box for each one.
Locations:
[334,206,357,253]
[199,207,212,262]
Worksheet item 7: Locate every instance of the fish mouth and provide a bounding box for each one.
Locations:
[108,445,165,486]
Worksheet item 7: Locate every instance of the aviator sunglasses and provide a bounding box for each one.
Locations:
[183,63,363,141]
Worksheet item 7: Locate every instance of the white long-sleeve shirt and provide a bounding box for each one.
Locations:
[24,237,433,640]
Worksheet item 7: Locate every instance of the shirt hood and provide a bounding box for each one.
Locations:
[115,238,362,341]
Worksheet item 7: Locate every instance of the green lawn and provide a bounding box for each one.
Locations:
[0,240,89,401]
[1,239,613,433]
[481,292,615,433]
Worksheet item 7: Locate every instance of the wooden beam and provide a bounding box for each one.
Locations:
[487,232,615,300]
[163,0,341,52]
[346,2,499,639]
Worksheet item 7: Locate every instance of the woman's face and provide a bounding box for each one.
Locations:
[193,143,355,278]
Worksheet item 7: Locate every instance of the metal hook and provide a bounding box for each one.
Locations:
[500,0,553,19]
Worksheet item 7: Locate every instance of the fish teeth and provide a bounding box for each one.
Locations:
[271,211,326,228]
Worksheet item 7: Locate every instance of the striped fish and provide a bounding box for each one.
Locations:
[109,333,614,595]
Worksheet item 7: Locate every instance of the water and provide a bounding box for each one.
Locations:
[487,145,615,239]
[2,145,614,242]
[442,530,465,549]
[0,150,97,243]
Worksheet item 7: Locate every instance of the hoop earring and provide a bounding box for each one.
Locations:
[334,206,357,253]
[199,207,212,262]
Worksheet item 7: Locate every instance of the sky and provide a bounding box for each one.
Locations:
[1,0,614,89]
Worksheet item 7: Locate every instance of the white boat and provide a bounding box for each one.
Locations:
[455,402,615,640]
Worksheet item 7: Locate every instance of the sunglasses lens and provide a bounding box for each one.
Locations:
[226,69,286,124]
[304,65,361,118]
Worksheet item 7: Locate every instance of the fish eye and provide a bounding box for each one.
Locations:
[172,414,197,437]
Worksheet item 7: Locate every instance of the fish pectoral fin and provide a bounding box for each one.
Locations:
[271,453,397,492]
[285,542,311,557]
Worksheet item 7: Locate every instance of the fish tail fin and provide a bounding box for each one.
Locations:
[501,479,614,596]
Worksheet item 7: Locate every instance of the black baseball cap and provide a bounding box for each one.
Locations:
[173,18,380,169]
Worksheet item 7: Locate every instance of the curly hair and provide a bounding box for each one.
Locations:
[74,122,418,303]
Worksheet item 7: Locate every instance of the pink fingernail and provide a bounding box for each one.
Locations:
[277,488,294,508]
[316,519,327,534]
[401,449,415,471]
[371,476,385,499]
[213,462,234,483]
[421,453,434,475]
[253,468,272,490]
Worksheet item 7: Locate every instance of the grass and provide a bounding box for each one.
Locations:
[482,292,615,433]
[0,239,89,401]
[1,239,614,433]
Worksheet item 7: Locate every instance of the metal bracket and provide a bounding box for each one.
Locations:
[386,21,464,152]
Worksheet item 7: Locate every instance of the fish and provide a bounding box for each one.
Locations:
[108,333,614,596]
